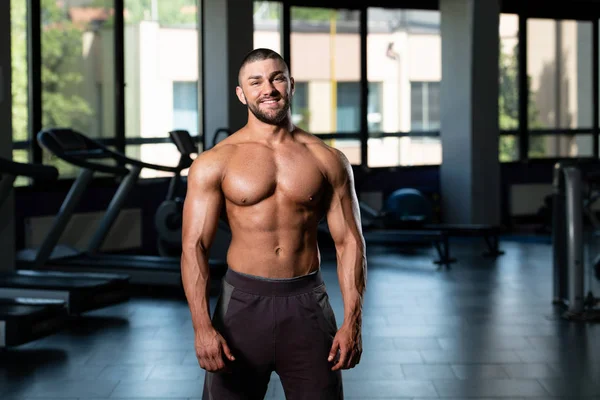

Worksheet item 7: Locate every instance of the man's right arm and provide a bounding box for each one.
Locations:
[181,150,234,371]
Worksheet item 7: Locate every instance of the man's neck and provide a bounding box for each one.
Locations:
[247,115,295,144]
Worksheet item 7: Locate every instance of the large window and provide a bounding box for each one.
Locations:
[499,13,519,162]
[290,6,360,134]
[125,144,183,179]
[124,0,199,177]
[15,2,600,188]
[173,81,199,134]
[291,81,309,130]
[40,0,115,177]
[336,82,361,132]
[13,0,203,183]
[410,81,440,131]
[11,0,29,179]
[289,81,382,134]
[290,7,361,163]
[367,8,442,167]
[254,1,282,54]
[527,19,593,158]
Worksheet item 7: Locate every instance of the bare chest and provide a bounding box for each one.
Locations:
[222,148,325,207]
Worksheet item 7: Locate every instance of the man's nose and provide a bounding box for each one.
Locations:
[262,81,278,95]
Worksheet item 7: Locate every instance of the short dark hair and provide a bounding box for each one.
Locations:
[238,48,289,84]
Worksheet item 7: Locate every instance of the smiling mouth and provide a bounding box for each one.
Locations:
[260,98,279,104]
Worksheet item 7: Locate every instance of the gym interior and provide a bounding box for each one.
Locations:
[2,0,600,398]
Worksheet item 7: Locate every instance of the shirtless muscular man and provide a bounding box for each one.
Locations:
[181,48,367,400]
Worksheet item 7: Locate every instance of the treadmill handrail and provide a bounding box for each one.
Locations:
[38,129,130,176]
[0,157,59,181]
[38,128,181,175]
[169,130,199,156]
[120,153,182,173]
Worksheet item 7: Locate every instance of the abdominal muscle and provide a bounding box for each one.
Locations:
[222,205,323,279]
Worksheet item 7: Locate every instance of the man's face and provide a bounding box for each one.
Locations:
[236,58,294,125]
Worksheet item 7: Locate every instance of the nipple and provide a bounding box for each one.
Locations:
[309,196,313,202]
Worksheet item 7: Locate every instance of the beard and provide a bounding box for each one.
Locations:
[247,96,290,125]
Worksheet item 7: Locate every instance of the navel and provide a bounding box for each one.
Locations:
[241,197,247,204]
[275,247,282,256]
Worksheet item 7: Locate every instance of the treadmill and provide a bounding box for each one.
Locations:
[0,297,67,348]
[0,157,131,315]
[16,128,229,286]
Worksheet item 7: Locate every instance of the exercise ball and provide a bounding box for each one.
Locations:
[383,188,433,228]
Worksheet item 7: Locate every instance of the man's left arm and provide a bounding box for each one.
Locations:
[325,149,367,371]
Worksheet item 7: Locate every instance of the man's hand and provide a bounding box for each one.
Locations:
[328,321,362,371]
[195,327,235,373]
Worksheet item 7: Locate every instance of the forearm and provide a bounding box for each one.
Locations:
[181,243,213,332]
[336,237,367,327]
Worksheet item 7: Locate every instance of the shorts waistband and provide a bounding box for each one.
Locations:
[224,268,324,296]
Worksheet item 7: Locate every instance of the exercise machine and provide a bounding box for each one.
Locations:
[580,170,600,280]
[552,161,600,321]
[212,127,232,147]
[357,187,504,266]
[319,206,455,269]
[154,130,231,258]
[16,128,228,286]
[154,130,195,257]
[0,157,131,315]
[0,159,68,347]
[0,297,67,348]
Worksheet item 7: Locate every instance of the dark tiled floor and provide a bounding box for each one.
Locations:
[1,239,600,399]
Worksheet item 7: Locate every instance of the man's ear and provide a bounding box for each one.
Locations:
[290,76,295,96]
[236,86,247,105]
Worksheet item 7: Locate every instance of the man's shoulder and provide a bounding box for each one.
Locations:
[293,128,322,144]
[297,129,351,178]
[194,142,236,165]
[295,129,342,157]
[187,142,237,186]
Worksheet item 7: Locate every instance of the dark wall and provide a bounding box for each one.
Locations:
[14,177,174,255]
[354,161,557,226]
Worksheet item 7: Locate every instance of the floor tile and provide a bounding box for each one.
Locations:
[433,378,549,397]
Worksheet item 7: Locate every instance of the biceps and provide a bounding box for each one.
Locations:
[181,186,223,251]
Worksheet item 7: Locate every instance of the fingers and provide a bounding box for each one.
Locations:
[196,351,213,371]
[196,340,235,373]
[352,348,362,367]
[328,339,340,362]
[211,354,228,372]
[207,356,220,372]
[331,343,362,371]
[220,339,236,362]
[198,357,214,372]
[331,344,348,371]
[345,345,361,369]
[347,348,360,368]
[198,354,227,373]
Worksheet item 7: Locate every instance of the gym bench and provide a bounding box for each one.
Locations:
[363,229,456,269]
[422,224,505,257]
